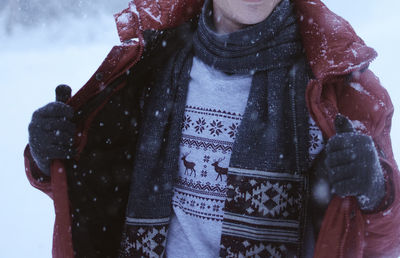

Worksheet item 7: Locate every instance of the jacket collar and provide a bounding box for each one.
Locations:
[293,0,376,80]
[114,0,377,80]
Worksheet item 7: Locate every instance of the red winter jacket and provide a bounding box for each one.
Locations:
[24,0,400,257]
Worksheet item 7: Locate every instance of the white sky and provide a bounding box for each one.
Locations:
[0,1,399,257]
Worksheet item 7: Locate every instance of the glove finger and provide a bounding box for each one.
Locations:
[32,102,74,120]
[53,148,75,160]
[52,132,75,146]
[29,129,75,150]
[331,177,360,197]
[325,149,358,168]
[55,84,72,103]
[30,117,75,133]
[30,141,74,161]
[40,119,75,134]
[326,133,370,153]
[29,129,75,155]
[45,128,75,145]
[41,143,75,160]
[328,163,358,183]
[334,114,355,134]
[326,133,356,153]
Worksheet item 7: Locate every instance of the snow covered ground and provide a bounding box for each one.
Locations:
[0,1,399,257]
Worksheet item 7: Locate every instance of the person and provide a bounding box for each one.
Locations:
[25,0,400,257]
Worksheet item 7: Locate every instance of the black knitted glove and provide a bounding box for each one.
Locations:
[28,85,75,176]
[324,114,386,211]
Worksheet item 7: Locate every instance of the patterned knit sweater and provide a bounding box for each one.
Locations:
[166,57,324,257]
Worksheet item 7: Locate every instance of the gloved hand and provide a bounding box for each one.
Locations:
[324,114,386,211]
[28,85,75,176]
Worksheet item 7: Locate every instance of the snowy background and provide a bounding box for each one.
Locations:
[0,0,399,257]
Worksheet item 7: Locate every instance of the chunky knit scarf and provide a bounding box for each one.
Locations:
[120,0,312,257]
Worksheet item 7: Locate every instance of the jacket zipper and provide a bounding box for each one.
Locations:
[289,66,301,175]
[289,65,308,257]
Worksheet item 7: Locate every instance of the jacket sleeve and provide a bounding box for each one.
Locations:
[24,144,53,199]
[350,69,400,257]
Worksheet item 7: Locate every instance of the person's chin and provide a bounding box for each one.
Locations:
[235,12,269,25]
